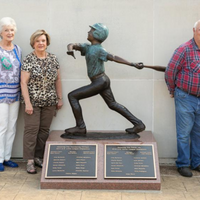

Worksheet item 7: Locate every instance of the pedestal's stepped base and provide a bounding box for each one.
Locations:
[40,130,161,190]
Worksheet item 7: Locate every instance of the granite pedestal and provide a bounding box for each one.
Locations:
[40,130,161,190]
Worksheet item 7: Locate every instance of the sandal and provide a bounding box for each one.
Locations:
[27,162,37,174]
[34,158,43,168]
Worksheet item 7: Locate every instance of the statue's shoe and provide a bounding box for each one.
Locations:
[60,126,87,138]
[65,126,86,134]
[125,123,145,134]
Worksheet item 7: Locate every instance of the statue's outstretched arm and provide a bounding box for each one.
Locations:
[107,53,143,69]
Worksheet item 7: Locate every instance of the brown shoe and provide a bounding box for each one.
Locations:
[27,162,37,174]
[34,158,43,168]
[177,167,193,177]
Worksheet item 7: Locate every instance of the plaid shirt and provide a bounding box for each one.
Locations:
[165,38,200,95]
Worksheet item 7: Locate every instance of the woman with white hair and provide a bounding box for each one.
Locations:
[0,17,21,172]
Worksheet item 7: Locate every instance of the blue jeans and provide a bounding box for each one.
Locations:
[175,87,200,169]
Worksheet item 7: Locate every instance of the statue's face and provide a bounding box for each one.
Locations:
[87,28,95,42]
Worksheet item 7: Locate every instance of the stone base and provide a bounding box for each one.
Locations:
[40,130,161,190]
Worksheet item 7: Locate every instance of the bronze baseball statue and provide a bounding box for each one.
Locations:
[61,23,165,138]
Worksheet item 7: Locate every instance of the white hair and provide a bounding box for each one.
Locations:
[193,20,200,30]
[0,17,17,34]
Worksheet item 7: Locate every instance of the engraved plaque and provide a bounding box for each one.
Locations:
[105,144,156,179]
[45,144,97,178]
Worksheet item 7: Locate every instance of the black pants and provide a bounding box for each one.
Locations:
[68,73,142,128]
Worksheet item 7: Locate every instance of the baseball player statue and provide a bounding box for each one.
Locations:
[61,23,146,137]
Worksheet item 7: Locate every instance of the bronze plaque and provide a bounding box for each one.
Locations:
[105,144,156,179]
[45,144,97,178]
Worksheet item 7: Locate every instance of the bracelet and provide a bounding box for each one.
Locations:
[58,97,63,100]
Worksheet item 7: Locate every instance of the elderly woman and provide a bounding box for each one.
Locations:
[0,17,21,172]
[21,30,63,174]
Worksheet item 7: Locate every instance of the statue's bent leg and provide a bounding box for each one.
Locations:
[66,79,106,134]
[100,79,145,134]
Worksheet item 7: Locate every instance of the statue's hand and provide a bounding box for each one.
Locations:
[131,62,144,69]
[67,51,76,59]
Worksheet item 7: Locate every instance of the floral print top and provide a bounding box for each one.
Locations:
[0,45,22,104]
[21,52,60,107]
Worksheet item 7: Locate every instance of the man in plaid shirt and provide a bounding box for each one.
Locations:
[165,20,200,177]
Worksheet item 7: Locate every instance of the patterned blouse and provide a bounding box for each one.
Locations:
[0,45,22,104]
[21,52,60,107]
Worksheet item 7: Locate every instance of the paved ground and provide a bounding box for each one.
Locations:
[0,161,200,200]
